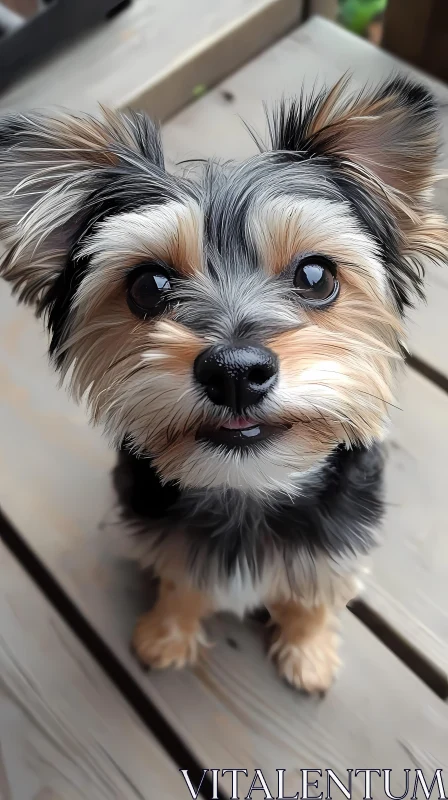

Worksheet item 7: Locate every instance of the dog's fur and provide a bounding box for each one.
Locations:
[1,77,447,691]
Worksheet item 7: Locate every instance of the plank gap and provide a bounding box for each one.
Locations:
[105,0,133,19]
[254,602,448,701]
[349,598,448,700]
[0,507,225,800]
[406,355,448,395]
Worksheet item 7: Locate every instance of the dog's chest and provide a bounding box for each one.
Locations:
[115,444,383,606]
[212,571,267,615]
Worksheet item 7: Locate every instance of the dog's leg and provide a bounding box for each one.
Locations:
[132,579,211,669]
[267,598,341,693]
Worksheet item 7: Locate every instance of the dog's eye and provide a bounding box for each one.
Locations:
[293,255,339,306]
[127,263,172,318]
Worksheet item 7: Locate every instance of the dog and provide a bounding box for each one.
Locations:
[1,77,447,692]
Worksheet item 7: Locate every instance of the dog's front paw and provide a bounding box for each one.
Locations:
[132,611,207,670]
[270,627,340,693]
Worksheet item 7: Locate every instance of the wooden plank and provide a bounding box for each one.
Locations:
[0,539,180,800]
[366,369,448,685]
[0,0,302,119]
[382,0,434,68]
[0,1,134,94]
[383,0,448,84]
[309,0,338,20]
[1,284,448,793]
[163,16,448,380]
[120,0,302,122]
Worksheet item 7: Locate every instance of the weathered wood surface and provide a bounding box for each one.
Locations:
[367,369,448,685]
[1,15,448,787]
[0,0,302,120]
[0,539,180,800]
[163,16,448,379]
[121,0,302,122]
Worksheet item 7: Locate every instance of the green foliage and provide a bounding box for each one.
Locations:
[338,0,387,35]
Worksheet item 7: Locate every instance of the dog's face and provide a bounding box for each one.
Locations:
[1,79,447,494]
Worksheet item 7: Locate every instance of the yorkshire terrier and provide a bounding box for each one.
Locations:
[1,77,447,692]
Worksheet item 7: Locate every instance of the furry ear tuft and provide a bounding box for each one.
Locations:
[268,76,439,197]
[267,76,448,312]
[0,108,165,309]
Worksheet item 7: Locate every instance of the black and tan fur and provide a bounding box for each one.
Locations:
[1,77,447,691]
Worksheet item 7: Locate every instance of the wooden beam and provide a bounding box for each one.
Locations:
[383,0,448,82]
[0,539,180,799]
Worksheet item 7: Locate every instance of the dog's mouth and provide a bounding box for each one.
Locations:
[196,417,290,448]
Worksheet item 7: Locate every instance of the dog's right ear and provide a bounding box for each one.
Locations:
[0,109,165,309]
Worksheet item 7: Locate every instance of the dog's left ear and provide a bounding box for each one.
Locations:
[269,76,439,197]
[0,108,165,309]
[269,77,448,309]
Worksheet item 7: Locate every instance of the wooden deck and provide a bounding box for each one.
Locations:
[0,8,448,799]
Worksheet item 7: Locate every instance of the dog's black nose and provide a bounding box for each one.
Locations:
[194,344,278,412]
